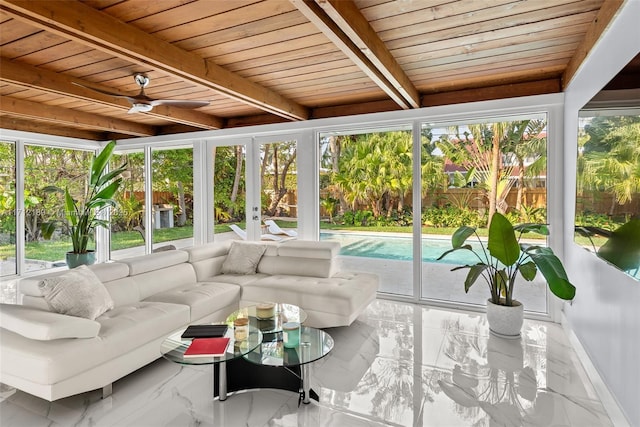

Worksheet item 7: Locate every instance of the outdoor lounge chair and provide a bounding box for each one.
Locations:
[264,219,298,237]
[229,224,284,241]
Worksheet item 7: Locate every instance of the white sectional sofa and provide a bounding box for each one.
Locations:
[0,239,378,401]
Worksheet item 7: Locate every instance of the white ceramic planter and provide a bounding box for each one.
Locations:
[486,298,524,339]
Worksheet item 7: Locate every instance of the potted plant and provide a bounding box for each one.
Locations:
[438,212,576,338]
[41,140,126,268]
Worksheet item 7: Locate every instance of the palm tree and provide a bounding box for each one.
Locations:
[580,117,640,214]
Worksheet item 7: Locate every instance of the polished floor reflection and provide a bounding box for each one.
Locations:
[0,299,612,426]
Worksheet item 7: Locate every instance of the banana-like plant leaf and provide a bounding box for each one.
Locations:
[437,244,473,261]
[597,219,640,272]
[452,226,476,248]
[528,248,576,300]
[40,221,57,239]
[518,261,537,281]
[514,223,549,235]
[64,189,78,226]
[495,269,508,296]
[90,140,117,186]
[487,213,519,266]
[464,264,488,293]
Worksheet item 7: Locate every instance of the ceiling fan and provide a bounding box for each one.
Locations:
[74,74,210,114]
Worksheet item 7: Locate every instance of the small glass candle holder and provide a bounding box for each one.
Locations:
[282,322,300,348]
[256,302,275,319]
[234,317,249,341]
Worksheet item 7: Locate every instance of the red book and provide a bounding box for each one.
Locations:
[184,337,230,358]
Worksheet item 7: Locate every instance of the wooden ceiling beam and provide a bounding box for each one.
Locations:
[314,0,419,109]
[562,0,625,89]
[0,58,224,130]
[0,116,106,140]
[0,0,309,121]
[290,0,418,109]
[1,98,156,136]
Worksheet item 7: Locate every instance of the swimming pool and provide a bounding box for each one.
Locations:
[320,232,485,265]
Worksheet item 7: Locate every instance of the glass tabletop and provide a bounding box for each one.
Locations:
[225,303,308,334]
[244,326,334,368]
[161,325,263,365]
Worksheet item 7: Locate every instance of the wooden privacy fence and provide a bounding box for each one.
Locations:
[576,191,640,216]
[423,188,547,211]
[123,191,176,205]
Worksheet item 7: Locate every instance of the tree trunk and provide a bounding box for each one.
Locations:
[177,181,186,226]
[516,158,525,211]
[488,132,501,223]
[229,145,242,216]
[329,135,348,215]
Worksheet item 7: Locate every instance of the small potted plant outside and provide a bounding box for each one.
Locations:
[41,140,126,268]
[438,212,576,338]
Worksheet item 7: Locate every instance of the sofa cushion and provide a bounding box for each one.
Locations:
[241,272,378,318]
[123,250,189,276]
[221,241,267,275]
[144,281,241,321]
[184,241,231,262]
[132,263,198,300]
[38,266,114,320]
[18,262,129,297]
[1,301,190,385]
[257,255,334,278]
[0,304,101,340]
[277,240,340,259]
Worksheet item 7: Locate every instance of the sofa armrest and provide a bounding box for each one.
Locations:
[0,303,100,340]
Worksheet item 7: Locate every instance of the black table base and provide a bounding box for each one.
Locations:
[213,356,318,404]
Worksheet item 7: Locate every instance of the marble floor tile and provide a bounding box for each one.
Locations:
[0,299,614,427]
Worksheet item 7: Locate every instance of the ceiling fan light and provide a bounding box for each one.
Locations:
[132,103,153,112]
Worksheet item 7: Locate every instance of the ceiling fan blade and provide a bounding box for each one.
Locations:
[72,81,131,99]
[150,99,210,109]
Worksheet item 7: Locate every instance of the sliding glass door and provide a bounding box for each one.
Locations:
[420,115,549,313]
[318,127,414,297]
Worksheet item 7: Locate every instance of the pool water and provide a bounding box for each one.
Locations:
[320,232,485,265]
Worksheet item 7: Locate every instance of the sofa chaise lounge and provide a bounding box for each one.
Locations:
[0,239,378,401]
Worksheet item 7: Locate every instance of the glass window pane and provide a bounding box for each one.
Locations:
[26,145,92,270]
[151,147,194,250]
[319,128,414,297]
[260,140,297,237]
[422,115,549,313]
[0,141,16,277]
[213,145,246,240]
[110,150,145,259]
[575,110,640,280]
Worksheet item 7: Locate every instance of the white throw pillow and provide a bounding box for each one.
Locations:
[39,265,114,320]
[221,241,267,275]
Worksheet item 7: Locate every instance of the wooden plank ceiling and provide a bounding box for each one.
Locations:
[0,0,621,141]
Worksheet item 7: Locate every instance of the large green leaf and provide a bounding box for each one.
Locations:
[452,226,476,248]
[487,212,519,266]
[463,264,488,293]
[40,221,57,239]
[528,248,576,300]
[95,164,127,188]
[518,261,537,281]
[64,188,78,226]
[597,219,640,272]
[437,245,473,261]
[88,178,122,207]
[90,140,117,186]
[514,223,549,235]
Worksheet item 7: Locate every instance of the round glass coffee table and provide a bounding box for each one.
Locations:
[244,326,334,404]
[225,303,307,337]
[160,325,262,400]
